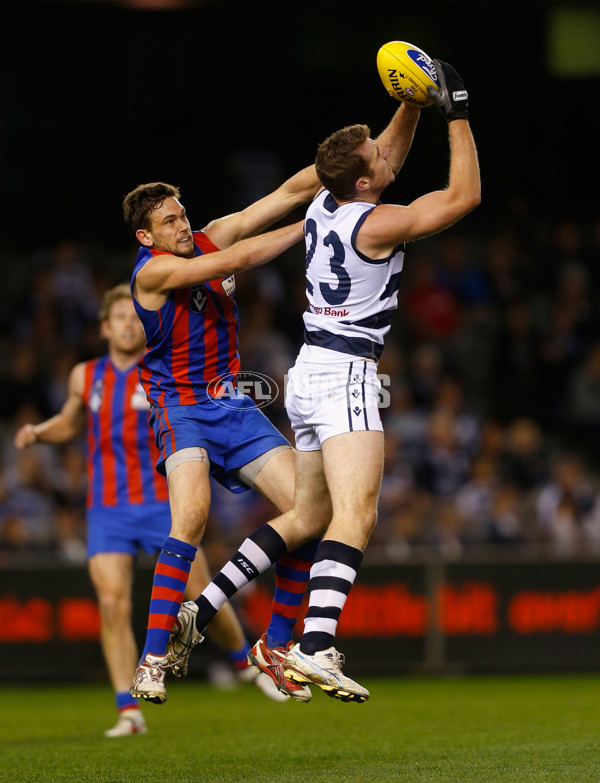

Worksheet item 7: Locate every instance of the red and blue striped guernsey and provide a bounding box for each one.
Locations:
[131,231,240,406]
[82,356,168,509]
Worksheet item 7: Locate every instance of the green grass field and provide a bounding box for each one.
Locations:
[2,674,600,783]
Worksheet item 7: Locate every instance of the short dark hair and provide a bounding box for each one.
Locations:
[122,182,181,237]
[315,124,371,201]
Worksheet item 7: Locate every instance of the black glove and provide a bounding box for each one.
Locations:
[427,59,469,121]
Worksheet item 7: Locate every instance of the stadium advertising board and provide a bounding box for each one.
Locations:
[2,559,600,680]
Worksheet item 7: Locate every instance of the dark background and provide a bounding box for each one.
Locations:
[0,0,597,252]
[1,0,600,566]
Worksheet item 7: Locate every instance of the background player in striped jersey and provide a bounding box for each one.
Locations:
[14,284,289,737]
[124,170,330,704]
[170,60,481,702]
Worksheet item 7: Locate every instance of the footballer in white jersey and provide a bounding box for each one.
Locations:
[286,188,404,449]
[302,188,404,363]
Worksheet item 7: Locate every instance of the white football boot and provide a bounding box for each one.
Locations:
[104,708,148,738]
[283,644,369,703]
[130,653,172,704]
[166,601,205,677]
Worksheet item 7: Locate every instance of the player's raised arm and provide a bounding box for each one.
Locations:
[14,363,86,448]
[357,60,480,256]
[134,219,304,305]
[361,122,480,247]
[374,102,421,175]
[203,165,320,249]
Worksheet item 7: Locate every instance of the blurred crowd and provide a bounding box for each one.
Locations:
[2,195,600,564]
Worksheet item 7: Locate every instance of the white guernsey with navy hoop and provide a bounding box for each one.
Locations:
[285,188,404,450]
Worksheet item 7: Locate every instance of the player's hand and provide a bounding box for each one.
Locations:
[14,424,38,449]
[428,59,469,122]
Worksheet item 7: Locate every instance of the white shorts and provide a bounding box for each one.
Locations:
[285,355,383,451]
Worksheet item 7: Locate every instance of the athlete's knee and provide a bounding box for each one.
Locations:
[337,500,378,535]
[97,593,132,627]
[313,494,333,532]
[170,511,206,546]
[295,481,332,532]
[363,508,379,541]
[289,503,331,544]
[360,504,378,531]
[296,508,330,541]
[169,506,209,545]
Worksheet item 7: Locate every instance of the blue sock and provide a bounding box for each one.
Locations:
[228,641,251,673]
[140,536,197,661]
[116,690,139,712]
[267,538,319,648]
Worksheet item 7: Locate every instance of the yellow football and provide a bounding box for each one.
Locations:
[376,41,440,108]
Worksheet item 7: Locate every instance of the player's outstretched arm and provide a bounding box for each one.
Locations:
[357,60,480,255]
[203,165,320,249]
[359,121,480,253]
[374,102,421,175]
[14,364,86,448]
[136,220,304,299]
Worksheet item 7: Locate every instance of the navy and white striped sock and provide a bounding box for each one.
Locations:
[193,524,287,630]
[267,538,319,648]
[300,539,363,655]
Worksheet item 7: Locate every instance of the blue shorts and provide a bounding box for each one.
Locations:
[87,501,171,558]
[149,394,289,493]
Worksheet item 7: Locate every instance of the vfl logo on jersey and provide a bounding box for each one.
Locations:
[190,286,208,314]
[221,275,236,296]
[89,379,104,413]
[130,382,150,411]
[407,48,439,86]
